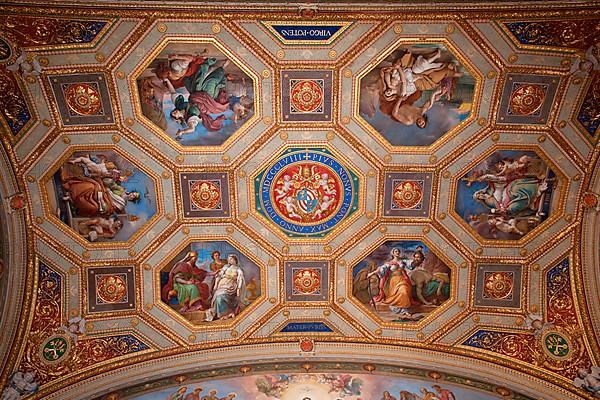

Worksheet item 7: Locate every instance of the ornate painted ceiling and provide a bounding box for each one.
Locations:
[0,1,599,399]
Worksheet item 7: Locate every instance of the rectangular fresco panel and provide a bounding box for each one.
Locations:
[351,241,451,322]
[455,150,556,240]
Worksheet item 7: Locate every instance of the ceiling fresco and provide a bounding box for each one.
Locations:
[136,41,257,147]
[358,42,478,147]
[0,1,599,400]
[116,371,519,400]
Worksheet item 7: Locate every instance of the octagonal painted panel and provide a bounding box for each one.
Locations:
[136,42,255,146]
[159,241,261,324]
[454,150,557,241]
[351,240,451,323]
[47,150,157,243]
[358,43,476,146]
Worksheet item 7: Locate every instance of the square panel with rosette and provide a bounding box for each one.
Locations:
[180,172,230,218]
[284,261,328,302]
[87,266,135,313]
[49,73,114,126]
[474,264,523,309]
[383,172,432,217]
[281,70,332,122]
[497,74,559,125]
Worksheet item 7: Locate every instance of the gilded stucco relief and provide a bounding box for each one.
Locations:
[0,3,599,400]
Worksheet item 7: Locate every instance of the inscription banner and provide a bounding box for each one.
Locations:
[262,21,351,45]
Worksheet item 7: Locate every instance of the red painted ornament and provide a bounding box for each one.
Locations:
[583,192,598,208]
[290,80,323,113]
[299,338,314,352]
[64,83,102,116]
[299,8,316,18]
[392,180,423,209]
[190,180,221,210]
[293,268,321,295]
[9,194,25,210]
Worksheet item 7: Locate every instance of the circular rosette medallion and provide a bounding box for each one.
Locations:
[293,268,321,295]
[392,180,423,209]
[483,271,513,300]
[190,180,221,210]
[299,338,314,352]
[509,84,545,116]
[583,192,598,208]
[257,149,357,237]
[290,80,324,113]
[64,83,102,116]
[96,274,127,303]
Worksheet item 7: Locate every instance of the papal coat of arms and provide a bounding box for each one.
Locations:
[256,149,358,237]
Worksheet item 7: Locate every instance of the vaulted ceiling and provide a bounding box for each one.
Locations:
[0,1,599,399]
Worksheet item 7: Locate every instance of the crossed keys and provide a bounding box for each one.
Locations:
[43,338,67,361]
[545,333,569,356]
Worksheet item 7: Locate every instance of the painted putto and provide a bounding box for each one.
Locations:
[160,241,261,324]
[352,241,451,322]
[455,150,557,240]
[359,43,476,146]
[137,42,254,146]
[49,151,157,242]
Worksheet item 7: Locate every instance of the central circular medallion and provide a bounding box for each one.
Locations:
[257,148,357,237]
